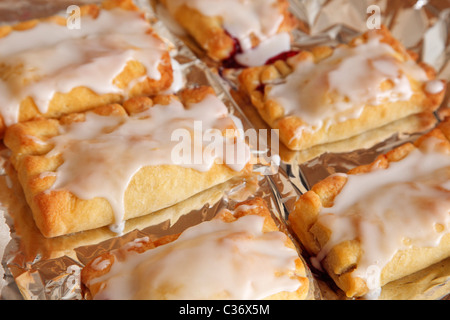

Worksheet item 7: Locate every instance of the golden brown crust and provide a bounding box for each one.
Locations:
[0,0,174,137]
[4,87,252,238]
[238,26,446,151]
[288,118,450,297]
[160,0,298,61]
[81,197,310,300]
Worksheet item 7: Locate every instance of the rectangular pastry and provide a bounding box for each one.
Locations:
[80,197,310,300]
[238,26,447,151]
[4,86,252,238]
[288,117,450,298]
[159,0,299,67]
[2,156,243,261]
[0,0,176,136]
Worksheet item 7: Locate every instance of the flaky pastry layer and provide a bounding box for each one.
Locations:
[81,197,310,300]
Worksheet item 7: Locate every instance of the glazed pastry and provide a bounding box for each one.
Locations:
[288,118,450,298]
[81,197,310,300]
[159,0,298,66]
[0,0,177,137]
[2,153,244,261]
[4,86,252,237]
[239,26,446,151]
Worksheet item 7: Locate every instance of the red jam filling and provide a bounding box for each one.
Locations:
[221,32,246,69]
[220,31,300,69]
[264,50,300,65]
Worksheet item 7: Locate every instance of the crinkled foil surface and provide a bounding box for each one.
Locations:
[0,0,449,300]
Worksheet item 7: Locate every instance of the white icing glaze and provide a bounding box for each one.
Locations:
[164,0,285,51]
[235,32,291,67]
[163,59,185,94]
[0,8,168,126]
[88,215,301,300]
[233,204,261,213]
[315,137,450,294]
[122,237,150,251]
[44,94,251,233]
[91,256,112,272]
[267,37,429,138]
[425,79,445,94]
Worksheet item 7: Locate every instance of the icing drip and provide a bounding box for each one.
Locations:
[88,215,301,300]
[314,138,450,295]
[267,37,429,136]
[44,94,251,233]
[0,8,168,126]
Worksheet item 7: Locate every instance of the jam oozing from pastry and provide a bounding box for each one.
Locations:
[44,94,251,233]
[0,8,168,126]
[266,36,431,139]
[87,214,302,299]
[165,0,290,67]
[222,32,296,69]
[265,49,301,65]
[165,0,283,50]
[314,137,450,295]
[233,32,292,67]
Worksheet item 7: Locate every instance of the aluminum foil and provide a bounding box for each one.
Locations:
[0,0,449,300]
